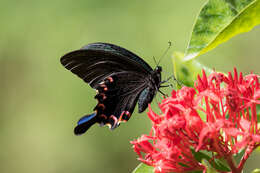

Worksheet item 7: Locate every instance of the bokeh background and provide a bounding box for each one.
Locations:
[1,0,260,173]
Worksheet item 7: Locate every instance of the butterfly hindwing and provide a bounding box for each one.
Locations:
[94,72,147,129]
[74,113,97,135]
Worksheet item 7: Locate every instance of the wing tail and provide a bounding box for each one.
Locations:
[74,113,97,135]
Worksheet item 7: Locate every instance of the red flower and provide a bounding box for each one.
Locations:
[131,69,260,173]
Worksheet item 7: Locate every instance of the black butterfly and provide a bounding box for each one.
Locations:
[60,43,167,135]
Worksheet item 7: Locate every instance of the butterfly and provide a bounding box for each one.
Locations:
[60,42,168,135]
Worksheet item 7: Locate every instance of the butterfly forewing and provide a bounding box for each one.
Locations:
[60,43,152,88]
[81,43,153,72]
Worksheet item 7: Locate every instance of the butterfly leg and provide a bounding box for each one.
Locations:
[158,89,168,97]
[160,75,175,88]
[160,75,175,84]
[160,84,174,88]
[161,75,183,87]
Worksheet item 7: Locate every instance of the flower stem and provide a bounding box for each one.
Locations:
[225,154,240,173]
[237,145,255,172]
[212,138,240,173]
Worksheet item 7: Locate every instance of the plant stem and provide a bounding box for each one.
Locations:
[237,145,255,172]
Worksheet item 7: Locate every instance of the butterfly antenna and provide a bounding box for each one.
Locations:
[157,41,172,66]
[153,56,158,66]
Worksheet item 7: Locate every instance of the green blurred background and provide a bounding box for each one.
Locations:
[1,0,260,173]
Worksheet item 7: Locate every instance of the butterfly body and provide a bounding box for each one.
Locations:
[60,43,162,135]
[137,66,161,113]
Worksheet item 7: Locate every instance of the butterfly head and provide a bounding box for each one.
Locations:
[150,66,162,89]
[155,66,162,73]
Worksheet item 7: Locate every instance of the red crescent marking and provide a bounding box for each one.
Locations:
[100,114,107,119]
[107,77,113,82]
[110,115,118,128]
[97,103,105,110]
[118,111,125,122]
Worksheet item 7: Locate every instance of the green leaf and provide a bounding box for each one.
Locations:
[173,52,213,88]
[132,163,154,173]
[251,169,260,173]
[257,144,260,151]
[234,149,245,164]
[256,104,260,120]
[192,149,230,172]
[185,0,260,60]
[202,159,219,173]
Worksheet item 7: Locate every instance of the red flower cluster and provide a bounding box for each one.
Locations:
[131,69,260,173]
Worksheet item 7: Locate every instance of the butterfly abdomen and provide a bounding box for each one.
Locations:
[138,87,156,113]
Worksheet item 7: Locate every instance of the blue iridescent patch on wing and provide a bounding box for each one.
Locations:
[77,113,97,125]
